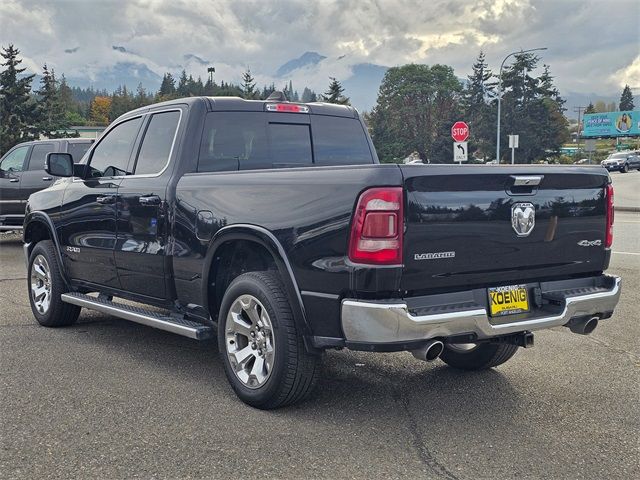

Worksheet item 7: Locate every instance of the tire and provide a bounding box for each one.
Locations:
[440,342,519,370]
[622,163,629,173]
[218,271,319,409]
[28,240,80,327]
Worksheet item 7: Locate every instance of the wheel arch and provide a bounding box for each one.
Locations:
[202,224,311,338]
[23,211,70,287]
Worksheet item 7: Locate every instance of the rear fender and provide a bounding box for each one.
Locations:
[202,224,311,339]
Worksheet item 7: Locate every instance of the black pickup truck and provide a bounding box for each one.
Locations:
[23,96,621,409]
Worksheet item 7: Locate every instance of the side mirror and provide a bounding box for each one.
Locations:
[45,152,74,177]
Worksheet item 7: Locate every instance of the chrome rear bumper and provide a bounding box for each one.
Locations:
[341,275,621,344]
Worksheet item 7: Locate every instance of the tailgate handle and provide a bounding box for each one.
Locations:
[511,175,543,186]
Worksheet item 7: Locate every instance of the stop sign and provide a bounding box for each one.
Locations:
[451,121,469,142]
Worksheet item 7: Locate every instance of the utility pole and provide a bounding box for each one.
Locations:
[574,106,586,158]
[207,66,215,84]
[496,47,547,163]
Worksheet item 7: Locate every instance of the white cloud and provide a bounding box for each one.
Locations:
[611,56,640,89]
[0,0,638,99]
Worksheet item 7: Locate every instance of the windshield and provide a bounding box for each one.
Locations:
[607,153,628,160]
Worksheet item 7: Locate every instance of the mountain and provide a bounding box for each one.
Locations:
[66,62,162,92]
[276,51,326,77]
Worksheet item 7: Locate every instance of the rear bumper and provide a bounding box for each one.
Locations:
[341,274,621,346]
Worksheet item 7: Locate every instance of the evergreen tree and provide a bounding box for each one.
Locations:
[134,83,151,108]
[158,73,176,98]
[301,87,314,103]
[619,84,634,111]
[241,68,257,99]
[0,44,38,155]
[177,70,189,97]
[584,102,596,114]
[462,51,497,160]
[35,64,76,138]
[109,85,134,120]
[322,77,350,105]
[498,53,569,163]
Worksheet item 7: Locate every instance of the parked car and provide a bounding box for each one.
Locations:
[23,96,621,409]
[0,138,93,230]
[600,151,640,173]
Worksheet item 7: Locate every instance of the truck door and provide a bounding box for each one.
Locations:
[19,142,57,200]
[58,116,144,288]
[114,109,182,299]
[0,144,31,218]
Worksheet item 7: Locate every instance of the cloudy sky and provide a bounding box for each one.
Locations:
[1,0,638,103]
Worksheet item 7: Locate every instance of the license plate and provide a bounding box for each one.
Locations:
[488,284,530,316]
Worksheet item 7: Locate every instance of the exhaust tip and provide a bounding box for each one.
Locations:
[425,341,444,361]
[568,316,599,335]
[411,340,444,362]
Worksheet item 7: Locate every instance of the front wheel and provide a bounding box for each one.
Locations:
[440,342,519,370]
[622,163,629,173]
[218,271,319,409]
[28,240,80,327]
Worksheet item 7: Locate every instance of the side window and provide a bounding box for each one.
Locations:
[311,116,373,165]
[88,117,143,178]
[198,112,269,172]
[0,146,30,173]
[66,142,92,163]
[26,143,55,171]
[134,111,181,175]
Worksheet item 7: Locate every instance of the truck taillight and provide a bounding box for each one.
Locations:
[348,187,403,265]
[605,183,614,248]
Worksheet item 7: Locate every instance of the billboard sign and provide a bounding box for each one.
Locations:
[582,111,639,137]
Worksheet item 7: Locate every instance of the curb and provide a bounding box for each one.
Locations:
[616,206,640,213]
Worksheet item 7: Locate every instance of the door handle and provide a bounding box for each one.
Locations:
[42,176,53,181]
[139,195,161,206]
[96,195,117,204]
[9,178,19,183]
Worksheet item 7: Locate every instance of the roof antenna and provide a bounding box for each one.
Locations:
[267,90,288,102]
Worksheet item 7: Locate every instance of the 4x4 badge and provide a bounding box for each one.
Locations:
[511,202,535,237]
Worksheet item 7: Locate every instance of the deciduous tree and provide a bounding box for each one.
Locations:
[369,64,461,163]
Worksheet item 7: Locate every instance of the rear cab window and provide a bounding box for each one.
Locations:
[197,110,373,172]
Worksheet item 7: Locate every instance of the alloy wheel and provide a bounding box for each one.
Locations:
[30,254,52,314]
[224,294,275,389]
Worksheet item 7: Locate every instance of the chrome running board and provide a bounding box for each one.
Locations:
[61,292,213,340]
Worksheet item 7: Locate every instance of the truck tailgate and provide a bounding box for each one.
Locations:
[400,165,610,294]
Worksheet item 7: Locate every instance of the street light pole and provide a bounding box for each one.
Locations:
[496,47,547,163]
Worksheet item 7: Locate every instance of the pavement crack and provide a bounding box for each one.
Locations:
[392,386,460,480]
[0,277,27,282]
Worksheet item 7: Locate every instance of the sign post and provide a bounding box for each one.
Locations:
[508,134,519,164]
[451,121,469,164]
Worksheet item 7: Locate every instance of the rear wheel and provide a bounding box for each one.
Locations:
[440,342,519,370]
[218,271,319,409]
[28,240,80,327]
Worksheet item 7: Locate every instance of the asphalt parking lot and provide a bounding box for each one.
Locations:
[1,205,638,478]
